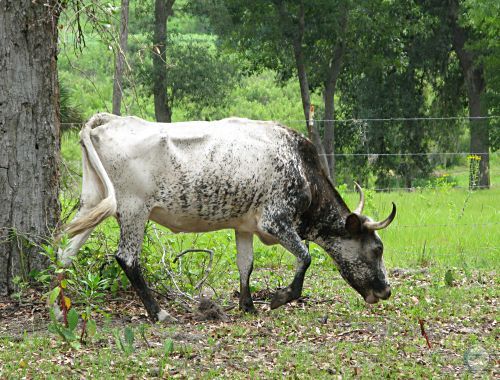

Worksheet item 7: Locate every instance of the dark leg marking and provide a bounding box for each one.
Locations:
[260,213,311,309]
[235,231,256,313]
[115,213,163,322]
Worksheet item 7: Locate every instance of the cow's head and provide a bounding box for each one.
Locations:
[328,183,396,304]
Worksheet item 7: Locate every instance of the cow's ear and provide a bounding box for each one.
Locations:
[345,213,362,235]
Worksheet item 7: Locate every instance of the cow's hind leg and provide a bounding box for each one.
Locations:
[259,214,311,309]
[116,210,175,322]
[235,231,256,313]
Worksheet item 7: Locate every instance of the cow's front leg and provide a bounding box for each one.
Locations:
[260,216,311,309]
[115,211,175,322]
[235,231,256,313]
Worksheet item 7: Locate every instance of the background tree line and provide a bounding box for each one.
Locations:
[59,0,498,188]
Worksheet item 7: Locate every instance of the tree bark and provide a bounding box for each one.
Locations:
[322,43,345,184]
[153,0,175,122]
[450,3,489,189]
[277,1,329,175]
[112,0,130,116]
[0,0,61,294]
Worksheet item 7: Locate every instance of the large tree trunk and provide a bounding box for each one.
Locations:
[112,0,130,116]
[450,3,489,189]
[0,0,61,294]
[153,0,175,122]
[322,43,345,184]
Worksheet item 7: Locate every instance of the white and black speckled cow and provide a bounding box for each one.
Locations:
[61,113,396,322]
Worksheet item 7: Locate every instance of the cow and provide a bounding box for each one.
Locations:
[59,113,396,322]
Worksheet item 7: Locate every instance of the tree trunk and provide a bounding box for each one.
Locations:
[0,0,61,294]
[277,1,329,175]
[112,0,130,116]
[322,43,345,184]
[450,3,489,189]
[467,85,489,189]
[153,0,175,122]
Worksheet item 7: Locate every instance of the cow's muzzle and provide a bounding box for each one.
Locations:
[365,286,391,304]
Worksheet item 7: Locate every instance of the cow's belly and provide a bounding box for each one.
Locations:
[148,206,261,234]
[149,207,280,245]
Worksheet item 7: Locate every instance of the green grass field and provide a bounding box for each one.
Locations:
[0,132,498,378]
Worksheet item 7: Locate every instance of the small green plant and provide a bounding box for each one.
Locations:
[468,154,481,189]
[159,339,174,378]
[417,241,432,267]
[114,327,135,355]
[444,269,455,287]
[11,276,29,305]
[42,238,103,348]
[48,308,82,350]
[80,272,110,313]
[363,187,377,216]
[138,323,150,347]
[429,173,457,191]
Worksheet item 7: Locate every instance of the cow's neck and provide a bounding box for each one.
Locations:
[299,173,350,244]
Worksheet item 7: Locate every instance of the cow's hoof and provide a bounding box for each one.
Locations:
[157,309,178,323]
[270,288,293,309]
[240,302,257,314]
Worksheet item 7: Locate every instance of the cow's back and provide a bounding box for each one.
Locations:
[90,117,311,233]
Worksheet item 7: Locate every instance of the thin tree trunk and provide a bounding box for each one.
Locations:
[112,0,130,116]
[153,0,175,122]
[467,84,489,188]
[450,3,489,189]
[323,43,345,184]
[277,1,329,175]
[0,0,61,294]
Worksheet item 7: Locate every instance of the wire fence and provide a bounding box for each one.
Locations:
[283,115,500,122]
[60,116,499,187]
[320,152,496,157]
[57,116,500,262]
[59,114,500,126]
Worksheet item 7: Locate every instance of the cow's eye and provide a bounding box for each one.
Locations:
[373,247,383,256]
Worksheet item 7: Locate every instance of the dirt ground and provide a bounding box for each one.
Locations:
[1,270,498,378]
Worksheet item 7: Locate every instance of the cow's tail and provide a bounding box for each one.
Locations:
[65,113,119,237]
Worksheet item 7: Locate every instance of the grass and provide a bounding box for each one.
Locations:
[344,187,500,269]
[1,267,497,378]
[0,132,497,378]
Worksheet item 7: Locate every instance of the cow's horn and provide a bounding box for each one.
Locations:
[364,203,397,230]
[353,181,365,214]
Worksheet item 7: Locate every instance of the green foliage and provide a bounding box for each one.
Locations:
[57,0,498,189]
[223,70,319,131]
[41,238,111,349]
[444,269,455,287]
[48,308,82,350]
[59,81,84,128]
[159,339,174,377]
[131,33,241,120]
[11,276,29,305]
[114,327,135,355]
[462,0,500,151]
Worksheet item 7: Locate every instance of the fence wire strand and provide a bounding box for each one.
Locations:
[59,114,500,126]
[58,116,498,234]
[320,152,498,157]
